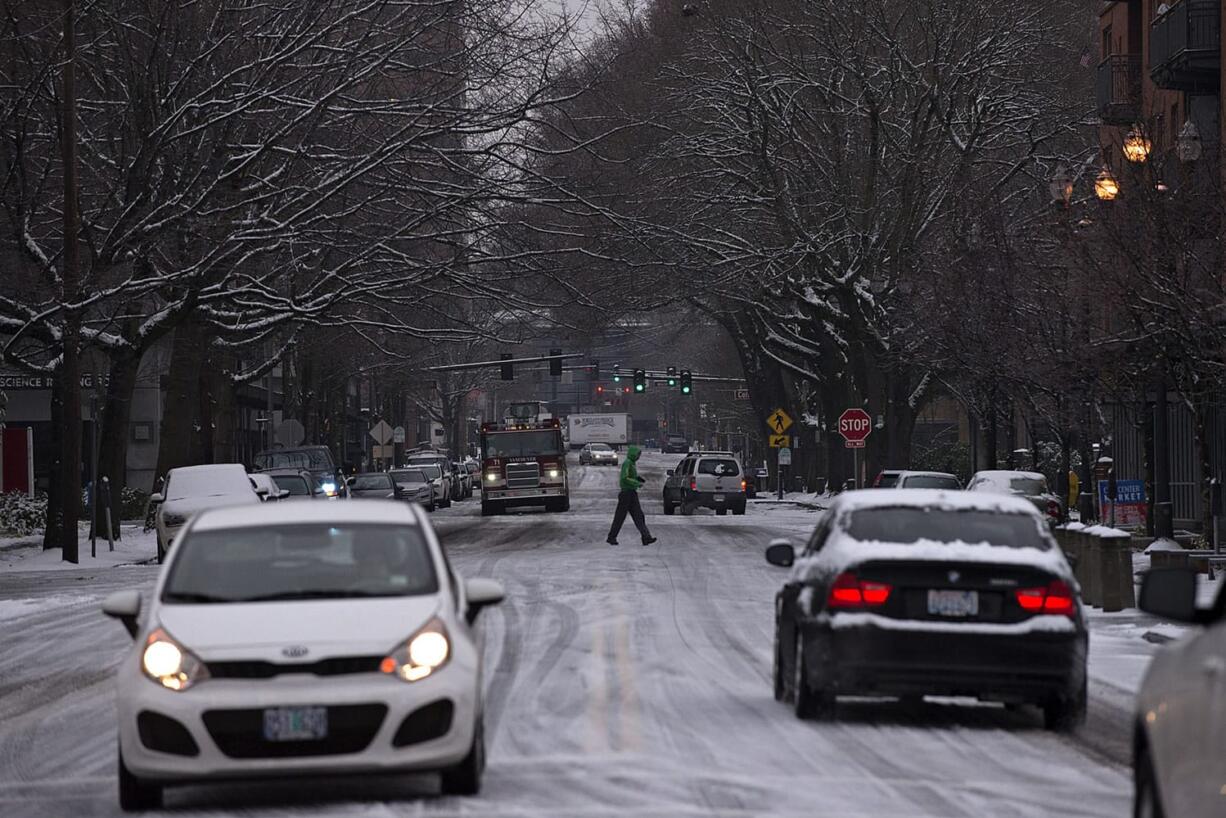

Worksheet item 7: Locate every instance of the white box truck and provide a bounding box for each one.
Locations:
[568,413,630,449]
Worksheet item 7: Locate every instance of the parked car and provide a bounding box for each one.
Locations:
[1132,567,1226,817]
[247,473,283,501]
[890,470,963,490]
[411,464,451,509]
[152,464,263,563]
[347,472,398,500]
[765,489,1086,728]
[404,454,458,504]
[254,445,346,499]
[872,469,904,488]
[967,470,1064,525]
[579,443,619,466]
[101,499,505,810]
[451,462,473,499]
[266,468,318,500]
[389,467,440,511]
[746,466,771,498]
[662,453,746,516]
[661,434,689,454]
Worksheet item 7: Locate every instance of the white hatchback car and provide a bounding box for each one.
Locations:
[1132,567,1226,817]
[102,501,504,811]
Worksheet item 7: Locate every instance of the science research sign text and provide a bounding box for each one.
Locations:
[0,373,111,390]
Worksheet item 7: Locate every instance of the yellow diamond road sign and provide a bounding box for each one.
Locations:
[769,434,790,448]
[766,408,793,435]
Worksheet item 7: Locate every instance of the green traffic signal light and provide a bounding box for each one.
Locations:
[681,384,691,394]
[633,368,646,393]
[680,369,692,394]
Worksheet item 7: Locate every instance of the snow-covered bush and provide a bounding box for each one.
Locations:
[0,491,47,537]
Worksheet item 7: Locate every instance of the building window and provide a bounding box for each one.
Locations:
[1102,25,1112,58]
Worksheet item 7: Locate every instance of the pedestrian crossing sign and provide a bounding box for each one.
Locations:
[766,408,793,435]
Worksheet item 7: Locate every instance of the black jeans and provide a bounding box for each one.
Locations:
[608,489,651,542]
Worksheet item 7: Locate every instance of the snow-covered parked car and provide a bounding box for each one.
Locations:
[1132,567,1226,817]
[152,464,263,563]
[967,469,1064,525]
[101,500,505,810]
[765,489,1087,729]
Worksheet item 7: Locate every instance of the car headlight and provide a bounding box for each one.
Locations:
[161,513,187,527]
[320,481,338,497]
[485,473,499,483]
[141,628,209,691]
[380,618,450,682]
[547,469,560,479]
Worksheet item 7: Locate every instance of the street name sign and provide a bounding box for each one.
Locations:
[839,408,871,449]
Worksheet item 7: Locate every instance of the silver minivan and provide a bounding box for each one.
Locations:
[663,452,746,516]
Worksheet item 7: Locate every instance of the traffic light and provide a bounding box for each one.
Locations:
[595,384,604,396]
[612,363,621,383]
[680,369,692,394]
[633,369,646,393]
[667,366,677,387]
[591,359,600,381]
[500,352,513,381]
[549,348,562,377]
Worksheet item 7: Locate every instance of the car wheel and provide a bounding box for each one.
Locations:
[1043,676,1087,732]
[156,537,165,564]
[480,500,498,517]
[772,633,786,702]
[793,634,835,721]
[440,714,484,796]
[733,503,747,516]
[118,748,162,811]
[1133,740,1165,818]
[663,494,674,515]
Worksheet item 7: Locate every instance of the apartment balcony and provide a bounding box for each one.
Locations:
[1097,55,1142,124]
[1150,0,1220,91]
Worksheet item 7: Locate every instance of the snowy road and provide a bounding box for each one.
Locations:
[0,453,1133,817]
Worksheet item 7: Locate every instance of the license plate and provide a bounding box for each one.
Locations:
[713,494,725,502]
[927,589,979,617]
[263,707,328,742]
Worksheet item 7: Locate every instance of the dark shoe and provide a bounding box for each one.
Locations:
[641,536,657,546]
[606,538,618,545]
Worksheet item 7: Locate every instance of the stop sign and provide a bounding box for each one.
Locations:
[838,408,872,448]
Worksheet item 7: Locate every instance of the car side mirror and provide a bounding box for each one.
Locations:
[255,486,269,498]
[1139,568,1203,624]
[277,489,290,500]
[102,590,142,638]
[465,577,505,624]
[765,539,794,567]
[149,493,164,504]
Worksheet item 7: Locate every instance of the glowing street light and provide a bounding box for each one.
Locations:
[1122,127,1151,163]
[1094,167,1119,201]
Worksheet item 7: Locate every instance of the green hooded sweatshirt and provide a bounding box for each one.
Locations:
[619,445,645,491]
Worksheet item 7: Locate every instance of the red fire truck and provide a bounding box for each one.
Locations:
[479,418,570,516]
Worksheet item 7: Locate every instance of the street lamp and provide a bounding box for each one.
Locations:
[1122,127,1151,163]
[1177,120,1202,164]
[1094,167,1119,201]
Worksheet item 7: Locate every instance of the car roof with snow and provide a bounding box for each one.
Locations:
[828,488,1041,516]
[169,463,247,476]
[191,498,420,531]
[971,469,1046,479]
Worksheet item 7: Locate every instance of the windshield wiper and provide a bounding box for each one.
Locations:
[237,589,395,602]
[163,591,232,604]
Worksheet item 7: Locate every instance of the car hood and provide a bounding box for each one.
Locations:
[351,489,395,498]
[155,596,440,657]
[162,494,259,516]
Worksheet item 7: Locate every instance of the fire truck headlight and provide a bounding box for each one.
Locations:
[547,469,560,479]
[486,473,499,483]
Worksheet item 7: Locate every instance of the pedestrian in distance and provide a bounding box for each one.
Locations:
[607,445,657,546]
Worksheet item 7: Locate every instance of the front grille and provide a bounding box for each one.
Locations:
[203,704,387,758]
[392,699,454,747]
[505,462,540,489]
[137,710,200,757]
[207,655,383,679]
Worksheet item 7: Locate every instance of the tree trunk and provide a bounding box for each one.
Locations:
[97,351,139,539]
[42,376,63,550]
[155,320,207,477]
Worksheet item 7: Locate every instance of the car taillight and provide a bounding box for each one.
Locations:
[826,572,892,609]
[1015,580,1076,617]
[690,477,697,491]
[1046,499,1061,519]
[740,479,747,491]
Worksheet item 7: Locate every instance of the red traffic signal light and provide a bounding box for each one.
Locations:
[596,385,604,394]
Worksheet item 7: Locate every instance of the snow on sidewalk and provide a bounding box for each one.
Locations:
[0,523,157,572]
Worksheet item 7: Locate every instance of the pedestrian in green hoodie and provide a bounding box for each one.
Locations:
[607,444,657,546]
